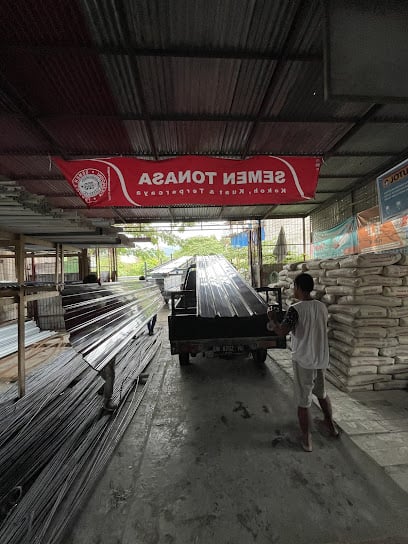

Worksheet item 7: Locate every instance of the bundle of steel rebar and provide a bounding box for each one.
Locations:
[0,330,162,543]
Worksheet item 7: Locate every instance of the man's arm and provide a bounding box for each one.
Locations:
[267,306,298,337]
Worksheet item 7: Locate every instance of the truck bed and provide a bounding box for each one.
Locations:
[168,255,286,363]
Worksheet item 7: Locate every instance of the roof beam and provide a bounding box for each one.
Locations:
[0,150,401,160]
[3,111,408,123]
[323,104,383,160]
[0,43,320,62]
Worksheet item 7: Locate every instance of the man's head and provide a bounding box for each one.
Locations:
[294,273,314,297]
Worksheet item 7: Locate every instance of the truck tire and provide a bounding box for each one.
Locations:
[179,353,190,365]
[252,348,267,364]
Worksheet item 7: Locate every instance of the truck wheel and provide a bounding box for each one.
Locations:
[179,353,190,366]
[252,349,267,364]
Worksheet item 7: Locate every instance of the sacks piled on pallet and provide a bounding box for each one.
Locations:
[272,252,408,392]
[324,252,408,391]
[276,263,302,308]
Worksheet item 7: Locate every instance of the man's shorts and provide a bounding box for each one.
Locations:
[292,362,326,408]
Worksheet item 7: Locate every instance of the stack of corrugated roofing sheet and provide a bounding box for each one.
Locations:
[61,279,163,371]
[0,320,57,359]
[196,255,267,318]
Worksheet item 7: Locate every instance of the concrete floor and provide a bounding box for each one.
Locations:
[62,311,408,544]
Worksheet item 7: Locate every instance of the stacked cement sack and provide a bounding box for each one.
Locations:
[272,252,408,392]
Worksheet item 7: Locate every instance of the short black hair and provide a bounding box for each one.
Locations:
[294,273,314,293]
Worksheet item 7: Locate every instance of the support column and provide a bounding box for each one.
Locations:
[55,243,60,285]
[256,220,263,288]
[302,217,307,261]
[60,244,65,287]
[112,247,118,281]
[79,249,89,280]
[16,234,26,397]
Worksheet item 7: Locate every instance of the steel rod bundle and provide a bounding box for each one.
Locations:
[0,330,162,543]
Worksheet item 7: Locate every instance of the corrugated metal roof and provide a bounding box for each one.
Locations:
[0,0,407,246]
[320,156,395,177]
[0,118,50,152]
[334,124,408,154]
[250,122,352,155]
[43,118,132,154]
[19,179,76,196]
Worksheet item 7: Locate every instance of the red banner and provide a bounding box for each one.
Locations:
[53,155,321,207]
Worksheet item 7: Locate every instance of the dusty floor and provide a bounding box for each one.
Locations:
[60,311,408,544]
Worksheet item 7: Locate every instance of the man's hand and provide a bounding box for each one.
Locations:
[267,307,279,322]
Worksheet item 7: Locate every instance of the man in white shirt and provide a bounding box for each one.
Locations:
[268,273,338,452]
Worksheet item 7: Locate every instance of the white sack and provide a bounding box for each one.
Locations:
[340,253,401,268]
[382,265,408,277]
[337,295,401,307]
[328,304,387,317]
[383,286,408,297]
[374,380,408,390]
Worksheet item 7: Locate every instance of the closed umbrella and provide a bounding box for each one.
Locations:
[273,226,288,263]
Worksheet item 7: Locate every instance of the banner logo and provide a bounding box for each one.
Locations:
[72,168,107,204]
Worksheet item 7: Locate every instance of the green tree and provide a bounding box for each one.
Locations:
[173,236,225,257]
[117,224,183,276]
[173,235,250,278]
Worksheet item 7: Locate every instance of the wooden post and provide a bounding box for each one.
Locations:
[16,234,26,397]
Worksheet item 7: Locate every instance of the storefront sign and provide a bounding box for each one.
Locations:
[376,158,408,222]
[53,156,321,207]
